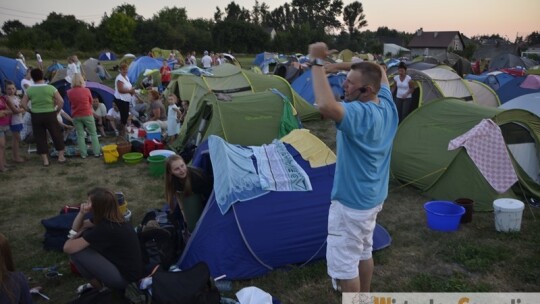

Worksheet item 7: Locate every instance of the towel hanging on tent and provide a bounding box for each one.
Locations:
[448,119,518,193]
[208,135,312,215]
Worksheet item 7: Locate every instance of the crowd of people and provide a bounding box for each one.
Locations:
[0,51,193,170]
[0,43,400,301]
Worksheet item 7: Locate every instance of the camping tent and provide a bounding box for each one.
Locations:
[489,53,537,70]
[86,82,115,111]
[82,58,107,83]
[50,61,103,84]
[45,62,64,81]
[391,98,540,210]
[291,68,346,105]
[151,47,179,60]
[253,52,278,73]
[386,61,437,75]
[400,67,500,112]
[177,130,391,279]
[0,56,26,90]
[273,58,304,83]
[98,51,117,61]
[497,75,540,103]
[499,92,540,117]
[165,64,320,153]
[383,43,410,56]
[253,52,278,68]
[127,56,163,84]
[51,80,115,116]
[221,53,241,67]
[465,71,515,91]
[413,53,472,77]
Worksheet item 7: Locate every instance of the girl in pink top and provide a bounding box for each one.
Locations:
[67,74,101,159]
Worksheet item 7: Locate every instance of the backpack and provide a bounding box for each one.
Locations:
[136,209,182,273]
[41,205,82,251]
[151,262,220,304]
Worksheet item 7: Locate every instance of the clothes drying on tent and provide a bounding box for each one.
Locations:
[391,98,540,210]
[448,119,518,193]
[178,131,392,279]
[208,135,312,215]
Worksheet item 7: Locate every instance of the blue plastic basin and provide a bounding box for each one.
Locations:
[424,201,465,232]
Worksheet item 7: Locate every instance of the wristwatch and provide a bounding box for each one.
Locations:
[310,58,325,66]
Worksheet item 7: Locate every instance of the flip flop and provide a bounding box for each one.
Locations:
[58,159,67,164]
[43,163,50,167]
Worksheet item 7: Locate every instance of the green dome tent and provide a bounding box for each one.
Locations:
[164,64,319,153]
[393,67,501,118]
[391,98,540,210]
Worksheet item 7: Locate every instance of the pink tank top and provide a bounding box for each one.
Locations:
[0,96,11,126]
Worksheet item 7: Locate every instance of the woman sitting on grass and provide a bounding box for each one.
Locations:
[64,187,143,293]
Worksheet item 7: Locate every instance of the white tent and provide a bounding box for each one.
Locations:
[384,43,410,56]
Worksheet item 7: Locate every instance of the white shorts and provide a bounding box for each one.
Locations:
[326,200,383,280]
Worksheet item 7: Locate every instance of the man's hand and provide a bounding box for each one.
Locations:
[309,42,329,59]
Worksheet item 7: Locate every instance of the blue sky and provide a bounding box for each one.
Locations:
[1,0,538,39]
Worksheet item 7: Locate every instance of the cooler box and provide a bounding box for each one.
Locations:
[146,131,161,140]
[145,123,161,141]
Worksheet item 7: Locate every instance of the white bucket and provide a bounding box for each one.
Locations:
[493,198,525,232]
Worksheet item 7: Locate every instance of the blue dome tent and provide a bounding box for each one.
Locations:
[0,56,26,90]
[176,132,392,279]
[127,56,162,84]
[98,51,117,61]
[291,69,346,105]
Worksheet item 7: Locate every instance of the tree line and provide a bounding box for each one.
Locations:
[1,1,539,57]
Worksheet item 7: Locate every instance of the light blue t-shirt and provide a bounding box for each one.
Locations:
[331,84,398,210]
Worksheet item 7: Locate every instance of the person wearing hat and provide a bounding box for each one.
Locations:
[201,51,212,70]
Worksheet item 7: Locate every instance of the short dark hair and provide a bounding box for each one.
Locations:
[350,61,382,93]
[30,68,43,82]
[398,62,407,70]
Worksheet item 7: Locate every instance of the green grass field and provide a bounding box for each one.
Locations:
[1,57,539,303]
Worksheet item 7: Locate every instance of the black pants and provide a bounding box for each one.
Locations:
[114,99,130,125]
[31,111,65,154]
[394,97,412,123]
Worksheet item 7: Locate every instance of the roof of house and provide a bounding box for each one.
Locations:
[408,31,462,48]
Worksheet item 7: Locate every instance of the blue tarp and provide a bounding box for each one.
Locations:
[178,140,391,279]
[0,56,26,90]
[291,69,346,105]
[127,56,163,84]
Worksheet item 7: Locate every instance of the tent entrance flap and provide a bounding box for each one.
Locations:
[500,122,540,185]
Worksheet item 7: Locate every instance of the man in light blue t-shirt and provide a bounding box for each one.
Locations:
[309,42,398,293]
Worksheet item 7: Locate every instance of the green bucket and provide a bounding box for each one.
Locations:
[148,155,167,177]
